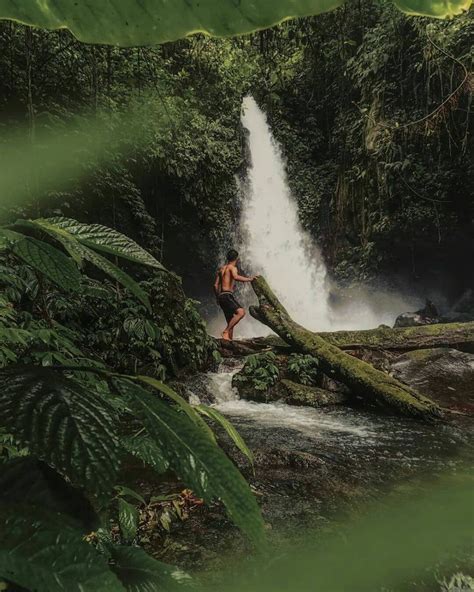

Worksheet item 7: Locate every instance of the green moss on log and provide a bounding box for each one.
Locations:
[249,277,443,420]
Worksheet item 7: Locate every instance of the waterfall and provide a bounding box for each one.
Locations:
[208,96,420,338]
[237,96,332,334]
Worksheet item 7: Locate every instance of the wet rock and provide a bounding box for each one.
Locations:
[394,299,439,328]
[276,379,347,408]
[391,348,474,414]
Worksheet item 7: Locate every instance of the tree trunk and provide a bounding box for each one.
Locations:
[249,277,443,420]
[320,322,474,351]
[218,321,474,356]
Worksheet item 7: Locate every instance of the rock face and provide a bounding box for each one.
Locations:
[391,348,474,414]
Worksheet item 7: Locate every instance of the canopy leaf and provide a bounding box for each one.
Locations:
[0,0,468,48]
[114,378,266,550]
[0,366,121,497]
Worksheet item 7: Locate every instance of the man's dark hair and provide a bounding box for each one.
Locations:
[226,249,239,262]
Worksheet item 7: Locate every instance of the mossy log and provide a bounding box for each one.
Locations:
[249,277,443,420]
[217,321,474,357]
[320,322,474,352]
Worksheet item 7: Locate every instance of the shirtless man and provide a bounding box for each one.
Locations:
[214,249,256,341]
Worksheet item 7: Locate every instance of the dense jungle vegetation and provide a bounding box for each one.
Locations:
[0,1,472,591]
[0,2,472,304]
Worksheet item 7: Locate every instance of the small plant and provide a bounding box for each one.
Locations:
[287,353,320,386]
[233,352,280,393]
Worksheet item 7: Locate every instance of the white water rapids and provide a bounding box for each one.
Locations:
[206,368,375,441]
[209,96,419,338]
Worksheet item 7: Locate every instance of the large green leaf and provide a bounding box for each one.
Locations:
[109,545,189,592]
[12,236,81,292]
[136,375,216,443]
[114,378,266,550]
[196,405,254,467]
[0,508,125,592]
[0,457,99,532]
[14,218,152,310]
[0,366,121,497]
[122,430,170,475]
[83,247,152,312]
[44,217,166,271]
[0,0,467,48]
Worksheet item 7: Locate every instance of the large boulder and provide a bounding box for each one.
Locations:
[391,348,474,414]
[394,299,439,328]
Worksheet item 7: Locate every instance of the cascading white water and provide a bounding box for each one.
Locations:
[237,96,332,333]
[230,96,419,337]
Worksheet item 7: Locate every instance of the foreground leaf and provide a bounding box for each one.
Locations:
[0,0,343,46]
[196,405,254,467]
[122,430,170,475]
[0,0,469,48]
[109,545,190,592]
[14,218,152,310]
[45,217,166,271]
[0,366,120,497]
[12,236,81,292]
[0,509,125,592]
[136,375,216,442]
[81,247,152,312]
[115,378,266,550]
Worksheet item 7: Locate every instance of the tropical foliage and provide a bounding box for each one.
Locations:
[0,221,262,591]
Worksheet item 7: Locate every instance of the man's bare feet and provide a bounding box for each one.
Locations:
[221,330,232,341]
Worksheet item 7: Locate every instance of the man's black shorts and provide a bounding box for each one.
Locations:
[218,291,242,323]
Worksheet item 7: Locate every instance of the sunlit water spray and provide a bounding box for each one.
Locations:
[208,96,419,337]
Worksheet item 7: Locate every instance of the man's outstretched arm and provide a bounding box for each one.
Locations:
[231,267,256,283]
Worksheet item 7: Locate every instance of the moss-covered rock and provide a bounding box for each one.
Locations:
[276,379,347,408]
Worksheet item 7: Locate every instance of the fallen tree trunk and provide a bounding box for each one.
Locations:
[217,322,474,357]
[249,277,443,420]
[321,322,474,351]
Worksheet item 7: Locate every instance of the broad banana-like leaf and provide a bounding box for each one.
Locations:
[114,378,266,550]
[0,508,126,592]
[0,0,467,48]
[12,236,81,292]
[0,366,121,498]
